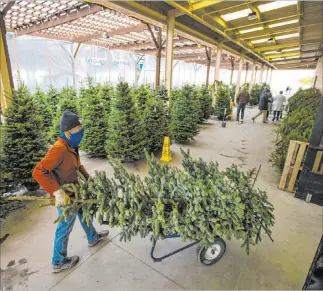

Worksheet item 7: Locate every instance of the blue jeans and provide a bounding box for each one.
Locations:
[236,103,247,121]
[52,207,98,266]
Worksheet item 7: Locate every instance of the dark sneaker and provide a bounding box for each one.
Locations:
[241,120,243,124]
[252,118,255,123]
[88,230,109,247]
[52,256,79,273]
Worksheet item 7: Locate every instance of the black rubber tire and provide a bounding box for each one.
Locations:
[196,238,226,266]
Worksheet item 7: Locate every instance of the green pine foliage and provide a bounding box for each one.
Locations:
[170,85,199,142]
[81,84,108,156]
[215,83,231,120]
[270,88,322,171]
[2,84,47,190]
[134,84,151,111]
[33,87,53,135]
[105,81,146,162]
[155,85,168,102]
[58,150,275,255]
[229,84,236,100]
[142,94,169,153]
[99,83,114,115]
[250,84,262,105]
[49,87,79,143]
[46,85,59,114]
[197,85,212,123]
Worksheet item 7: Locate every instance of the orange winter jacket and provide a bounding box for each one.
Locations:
[32,138,89,197]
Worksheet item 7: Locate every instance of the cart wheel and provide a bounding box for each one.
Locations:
[196,238,226,265]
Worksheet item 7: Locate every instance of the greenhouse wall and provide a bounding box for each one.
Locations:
[7,34,252,93]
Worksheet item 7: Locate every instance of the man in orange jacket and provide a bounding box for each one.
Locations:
[33,111,108,273]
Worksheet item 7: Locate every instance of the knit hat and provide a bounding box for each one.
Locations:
[60,111,80,132]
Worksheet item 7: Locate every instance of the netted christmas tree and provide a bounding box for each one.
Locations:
[57,150,275,254]
[105,81,146,162]
[98,83,114,115]
[270,88,322,171]
[198,85,212,123]
[170,85,200,142]
[214,83,231,120]
[249,84,262,106]
[33,87,53,137]
[46,85,60,114]
[49,87,79,143]
[155,84,168,103]
[81,83,108,156]
[142,94,169,153]
[2,84,47,191]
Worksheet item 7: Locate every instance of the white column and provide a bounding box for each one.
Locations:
[165,9,175,104]
[249,61,256,93]
[264,66,270,84]
[268,68,273,86]
[258,64,264,84]
[235,54,244,99]
[214,43,222,82]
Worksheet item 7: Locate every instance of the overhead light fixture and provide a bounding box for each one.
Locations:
[248,11,257,21]
[285,56,299,59]
[251,38,268,44]
[273,57,285,61]
[222,8,252,21]
[268,19,299,28]
[239,26,263,34]
[275,33,299,40]
[258,1,297,13]
[281,47,300,52]
[264,51,279,55]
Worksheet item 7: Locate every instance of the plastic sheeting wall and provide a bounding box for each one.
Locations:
[7,34,249,93]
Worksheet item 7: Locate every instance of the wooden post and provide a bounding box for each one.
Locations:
[258,64,264,84]
[156,28,162,88]
[0,11,14,110]
[165,10,175,104]
[249,61,256,93]
[244,62,249,84]
[235,54,244,99]
[229,57,235,85]
[214,43,222,83]
[205,47,212,87]
[12,35,21,85]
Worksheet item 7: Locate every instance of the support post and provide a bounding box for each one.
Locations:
[244,62,249,84]
[12,35,21,85]
[214,43,222,83]
[229,57,235,85]
[268,68,273,85]
[0,11,14,110]
[258,64,264,84]
[264,66,270,84]
[205,47,212,87]
[249,61,256,93]
[165,9,175,104]
[155,28,162,88]
[235,54,244,99]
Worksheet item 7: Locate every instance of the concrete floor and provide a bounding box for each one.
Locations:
[1,108,322,291]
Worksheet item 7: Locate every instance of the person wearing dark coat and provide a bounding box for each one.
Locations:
[252,88,270,123]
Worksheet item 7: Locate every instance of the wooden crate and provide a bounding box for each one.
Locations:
[279,140,323,192]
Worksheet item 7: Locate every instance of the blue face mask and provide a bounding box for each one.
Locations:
[60,128,84,148]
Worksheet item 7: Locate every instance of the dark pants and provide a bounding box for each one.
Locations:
[272,111,281,121]
[236,103,246,121]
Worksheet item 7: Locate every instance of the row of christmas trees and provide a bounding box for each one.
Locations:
[0,80,213,195]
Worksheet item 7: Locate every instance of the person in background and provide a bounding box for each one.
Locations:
[235,85,250,124]
[272,90,286,122]
[252,87,269,123]
[32,111,109,273]
[266,91,273,121]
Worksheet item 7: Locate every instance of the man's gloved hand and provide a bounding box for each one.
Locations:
[53,189,71,207]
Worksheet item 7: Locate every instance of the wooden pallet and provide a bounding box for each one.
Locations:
[279,140,323,193]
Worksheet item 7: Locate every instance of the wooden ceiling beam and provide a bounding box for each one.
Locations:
[16,5,103,36]
[73,23,147,43]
